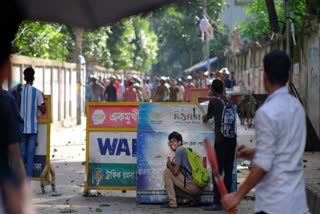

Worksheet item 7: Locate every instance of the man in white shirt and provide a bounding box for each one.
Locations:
[221,50,308,214]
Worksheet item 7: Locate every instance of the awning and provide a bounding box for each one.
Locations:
[185,57,218,73]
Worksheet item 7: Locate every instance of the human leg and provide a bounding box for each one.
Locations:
[25,134,37,177]
[20,134,27,171]
[223,138,236,193]
[164,169,199,207]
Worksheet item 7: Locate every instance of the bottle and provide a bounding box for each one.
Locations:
[202,156,207,168]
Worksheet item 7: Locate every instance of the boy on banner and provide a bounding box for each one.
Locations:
[163,131,201,208]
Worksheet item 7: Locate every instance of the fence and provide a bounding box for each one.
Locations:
[9,55,142,124]
[225,17,320,143]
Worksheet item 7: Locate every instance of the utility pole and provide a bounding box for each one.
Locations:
[284,0,290,56]
[203,0,210,73]
[75,28,82,125]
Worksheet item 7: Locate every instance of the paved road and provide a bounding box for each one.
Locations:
[31,120,319,213]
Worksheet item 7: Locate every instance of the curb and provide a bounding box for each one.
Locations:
[306,183,320,214]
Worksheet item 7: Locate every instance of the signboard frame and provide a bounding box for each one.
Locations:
[85,102,139,192]
[32,95,51,181]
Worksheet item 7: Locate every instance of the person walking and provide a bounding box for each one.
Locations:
[202,79,236,211]
[104,76,117,102]
[221,50,308,214]
[18,67,46,178]
[122,81,138,102]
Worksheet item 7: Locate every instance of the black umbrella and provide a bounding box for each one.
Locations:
[15,0,178,28]
[0,0,179,65]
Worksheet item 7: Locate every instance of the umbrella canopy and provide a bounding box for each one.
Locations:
[15,0,178,28]
[185,57,218,73]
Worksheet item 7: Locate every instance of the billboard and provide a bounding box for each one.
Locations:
[85,102,139,191]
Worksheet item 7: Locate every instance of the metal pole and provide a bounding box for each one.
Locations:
[75,28,82,125]
[285,0,290,56]
[203,0,210,73]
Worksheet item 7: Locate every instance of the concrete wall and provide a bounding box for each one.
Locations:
[10,55,85,124]
[8,55,143,124]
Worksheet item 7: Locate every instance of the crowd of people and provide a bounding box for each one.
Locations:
[84,68,237,103]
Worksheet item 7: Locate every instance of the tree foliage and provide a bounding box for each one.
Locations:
[151,0,227,76]
[238,0,306,41]
[82,27,112,68]
[13,21,74,61]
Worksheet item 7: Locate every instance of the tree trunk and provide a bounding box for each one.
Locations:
[265,0,280,33]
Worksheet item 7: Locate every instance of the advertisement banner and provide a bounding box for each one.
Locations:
[88,104,139,130]
[137,103,214,203]
[137,103,237,203]
[138,103,212,132]
[137,131,215,203]
[86,103,139,191]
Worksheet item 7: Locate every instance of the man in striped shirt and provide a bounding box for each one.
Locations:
[20,67,46,177]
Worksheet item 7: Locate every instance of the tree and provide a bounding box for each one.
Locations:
[132,17,158,73]
[13,21,74,61]
[82,27,112,67]
[107,19,136,70]
[238,0,306,41]
[150,0,226,77]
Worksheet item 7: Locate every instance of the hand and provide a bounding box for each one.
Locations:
[166,160,172,168]
[221,192,240,211]
[236,144,255,160]
[202,115,208,123]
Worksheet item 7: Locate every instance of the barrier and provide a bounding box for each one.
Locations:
[33,95,51,180]
[136,102,215,203]
[190,88,209,102]
[85,102,139,191]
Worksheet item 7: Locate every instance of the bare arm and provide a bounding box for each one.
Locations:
[167,161,181,176]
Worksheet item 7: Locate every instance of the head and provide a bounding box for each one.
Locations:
[211,79,224,95]
[128,81,134,88]
[187,75,192,83]
[170,79,176,87]
[109,76,115,84]
[263,50,290,93]
[168,131,183,151]
[23,67,35,84]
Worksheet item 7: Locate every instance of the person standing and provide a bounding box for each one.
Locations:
[184,75,195,102]
[18,67,46,178]
[104,76,117,102]
[169,79,179,102]
[176,79,185,102]
[154,77,169,102]
[142,77,151,102]
[122,81,138,102]
[202,79,236,211]
[221,50,308,214]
